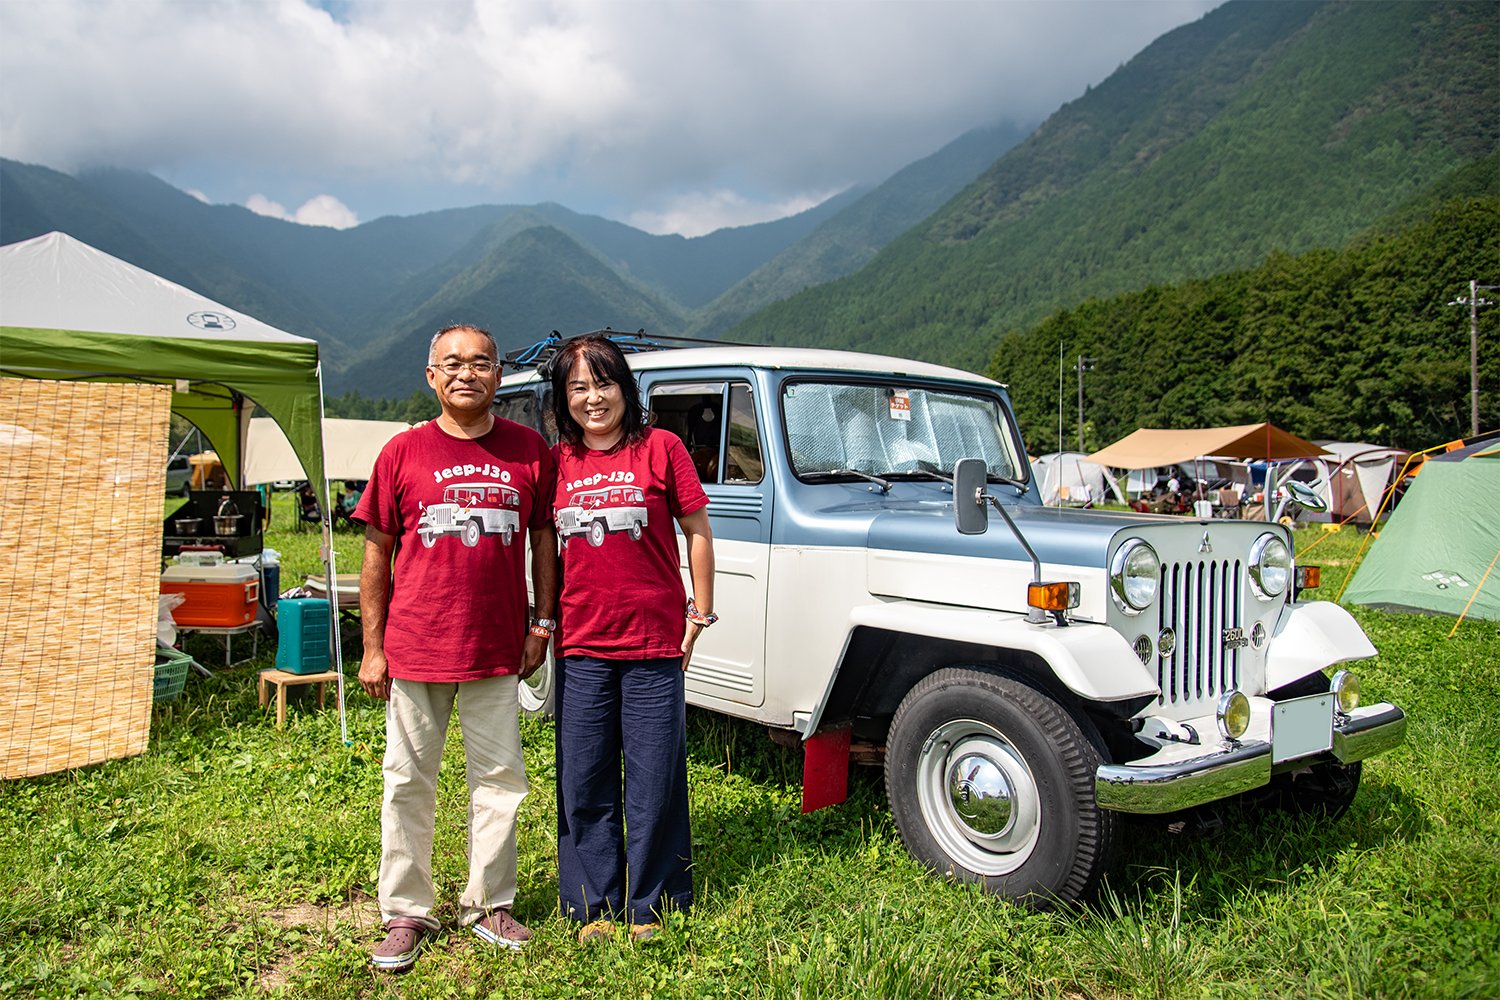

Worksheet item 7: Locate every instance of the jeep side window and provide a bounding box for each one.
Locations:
[723,384,763,484]
[649,381,762,485]
[493,387,556,442]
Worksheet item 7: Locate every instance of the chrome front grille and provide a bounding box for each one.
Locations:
[1156,558,1243,708]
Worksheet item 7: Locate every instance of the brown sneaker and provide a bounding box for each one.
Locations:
[472,908,531,950]
[629,922,662,944]
[578,919,615,943]
[371,917,429,972]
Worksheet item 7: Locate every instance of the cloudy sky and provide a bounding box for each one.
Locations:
[1,0,1220,237]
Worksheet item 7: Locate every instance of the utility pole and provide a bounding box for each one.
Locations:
[1074,355,1096,452]
[1449,281,1496,437]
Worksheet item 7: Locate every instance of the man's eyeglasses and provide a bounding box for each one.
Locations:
[430,360,497,377]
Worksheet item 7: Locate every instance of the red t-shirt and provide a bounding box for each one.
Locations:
[353,419,556,682]
[553,428,710,660]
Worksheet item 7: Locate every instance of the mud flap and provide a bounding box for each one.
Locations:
[801,726,852,813]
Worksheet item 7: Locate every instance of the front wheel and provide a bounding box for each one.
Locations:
[587,520,606,547]
[884,668,1115,908]
[461,519,482,547]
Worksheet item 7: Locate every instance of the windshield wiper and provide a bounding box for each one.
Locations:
[801,468,892,492]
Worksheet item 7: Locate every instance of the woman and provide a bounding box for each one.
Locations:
[548,334,716,944]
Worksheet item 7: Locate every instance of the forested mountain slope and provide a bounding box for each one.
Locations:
[994,193,1499,453]
[728,1,1499,374]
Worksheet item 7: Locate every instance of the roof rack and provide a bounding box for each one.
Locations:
[501,327,745,374]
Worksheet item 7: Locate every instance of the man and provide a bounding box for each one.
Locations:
[353,324,558,972]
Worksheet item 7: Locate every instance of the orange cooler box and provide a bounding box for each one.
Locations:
[161,563,260,627]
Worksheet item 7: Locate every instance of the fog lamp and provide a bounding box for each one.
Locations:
[1331,669,1360,714]
[1216,690,1250,741]
[1028,581,1080,612]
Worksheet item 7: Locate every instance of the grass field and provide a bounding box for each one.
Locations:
[1,501,1496,998]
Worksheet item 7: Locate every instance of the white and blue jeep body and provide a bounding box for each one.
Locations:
[499,346,1405,906]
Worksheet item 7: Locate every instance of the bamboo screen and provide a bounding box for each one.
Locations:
[0,378,172,779]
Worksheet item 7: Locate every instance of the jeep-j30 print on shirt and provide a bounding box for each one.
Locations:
[418,481,523,547]
[556,482,648,547]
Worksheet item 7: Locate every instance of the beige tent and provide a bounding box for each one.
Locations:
[1087,423,1328,468]
[243,417,410,485]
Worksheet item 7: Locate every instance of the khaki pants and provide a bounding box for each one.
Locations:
[378,674,527,929]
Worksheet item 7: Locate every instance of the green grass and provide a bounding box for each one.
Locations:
[2,511,1496,998]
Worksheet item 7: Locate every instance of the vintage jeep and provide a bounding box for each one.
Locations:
[496,345,1406,906]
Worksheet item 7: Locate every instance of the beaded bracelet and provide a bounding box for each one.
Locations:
[686,597,718,627]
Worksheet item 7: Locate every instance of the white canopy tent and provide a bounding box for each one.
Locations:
[244,417,410,486]
[1032,452,1126,506]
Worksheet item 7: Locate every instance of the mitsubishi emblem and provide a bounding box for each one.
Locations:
[1199,530,1212,554]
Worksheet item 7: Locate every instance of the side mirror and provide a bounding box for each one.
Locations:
[1284,479,1327,512]
[954,458,990,535]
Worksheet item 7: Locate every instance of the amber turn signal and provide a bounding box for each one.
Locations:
[1028,581,1081,612]
[1296,565,1321,591]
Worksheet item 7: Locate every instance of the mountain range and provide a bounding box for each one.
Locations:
[2,0,1496,407]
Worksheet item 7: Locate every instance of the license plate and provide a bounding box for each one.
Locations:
[1272,693,1334,764]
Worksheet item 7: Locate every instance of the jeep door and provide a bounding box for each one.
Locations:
[645,377,770,710]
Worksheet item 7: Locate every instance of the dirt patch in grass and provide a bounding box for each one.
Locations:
[255,896,383,991]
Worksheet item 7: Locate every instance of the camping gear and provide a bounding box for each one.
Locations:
[275,598,331,675]
[243,417,411,486]
[1343,442,1500,622]
[161,562,261,627]
[153,647,193,703]
[2,232,348,770]
[163,490,264,558]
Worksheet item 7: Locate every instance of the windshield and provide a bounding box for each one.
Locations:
[781,381,1025,482]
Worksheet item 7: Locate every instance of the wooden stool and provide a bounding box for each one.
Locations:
[258,668,341,728]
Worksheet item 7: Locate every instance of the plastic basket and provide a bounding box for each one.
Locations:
[153,648,193,703]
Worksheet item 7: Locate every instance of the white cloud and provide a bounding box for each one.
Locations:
[0,0,1222,235]
[628,189,844,239]
[186,188,210,203]
[245,192,360,229]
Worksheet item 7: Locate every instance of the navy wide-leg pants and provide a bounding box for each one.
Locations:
[556,655,693,925]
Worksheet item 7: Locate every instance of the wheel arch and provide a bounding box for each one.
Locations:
[804,605,1159,746]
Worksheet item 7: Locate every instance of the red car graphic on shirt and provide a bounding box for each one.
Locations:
[418,482,521,548]
[556,485,647,547]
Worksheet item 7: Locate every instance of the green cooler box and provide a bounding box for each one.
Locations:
[275,598,330,674]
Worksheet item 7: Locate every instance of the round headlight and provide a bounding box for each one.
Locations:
[1111,539,1160,613]
[1331,669,1360,714]
[1216,690,1250,741]
[1250,533,1292,599]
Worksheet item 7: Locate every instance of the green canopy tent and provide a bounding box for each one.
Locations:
[1343,443,1500,623]
[1,231,348,738]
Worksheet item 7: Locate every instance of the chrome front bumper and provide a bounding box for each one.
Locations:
[1094,702,1407,814]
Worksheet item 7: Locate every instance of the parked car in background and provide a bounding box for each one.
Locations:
[164,454,191,495]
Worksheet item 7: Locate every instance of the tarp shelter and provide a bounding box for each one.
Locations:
[244,417,410,485]
[1033,451,1126,506]
[1343,444,1500,621]
[0,231,348,763]
[1087,423,1329,468]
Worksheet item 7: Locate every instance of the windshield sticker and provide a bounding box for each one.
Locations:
[889,389,911,421]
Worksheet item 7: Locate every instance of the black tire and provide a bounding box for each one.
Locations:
[1266,672,1362,820]
[885,667,1115,908]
